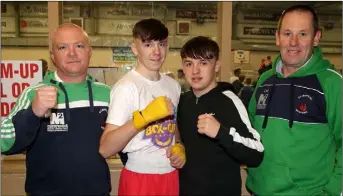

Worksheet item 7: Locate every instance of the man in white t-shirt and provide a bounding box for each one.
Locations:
[99,18,186,196]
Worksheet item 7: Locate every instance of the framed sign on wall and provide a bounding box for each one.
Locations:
[233,50,250,64]
[69,18,84,29]
[177,21,191,35]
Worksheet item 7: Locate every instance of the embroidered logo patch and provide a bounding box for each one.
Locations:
[47,112,68,132]
[296,103,307,114]
[257,93,268,110]
[296,94,312,114]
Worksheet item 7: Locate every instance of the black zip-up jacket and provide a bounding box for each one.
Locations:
[177,84,264,196]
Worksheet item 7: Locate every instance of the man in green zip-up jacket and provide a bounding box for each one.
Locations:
[246,5,342,196]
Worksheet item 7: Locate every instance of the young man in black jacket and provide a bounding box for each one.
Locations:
[177,36,264,196]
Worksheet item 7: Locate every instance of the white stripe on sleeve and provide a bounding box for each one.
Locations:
[222,90,264,152]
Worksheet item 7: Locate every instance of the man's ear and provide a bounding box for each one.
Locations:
[88,46,92,58]
[313,30,321,46]
[130,41,138,56]
[50,50,55,64]
[275,30,280,46]
[215,60,221,73]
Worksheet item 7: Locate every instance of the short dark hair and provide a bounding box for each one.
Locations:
[234,68,241,75]
[277,4,319,33]
[180,36,219,60]
[132,18,168,42]
[245,77,252,85]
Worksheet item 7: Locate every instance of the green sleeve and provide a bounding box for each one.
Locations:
[248,87,257,125]
[321,71,342,196]
[1,85,37,152]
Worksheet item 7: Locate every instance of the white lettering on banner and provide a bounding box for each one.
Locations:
[0,61,42,121]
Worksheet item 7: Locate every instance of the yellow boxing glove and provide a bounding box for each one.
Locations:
[133,96,171,131]
[171,143,186,163]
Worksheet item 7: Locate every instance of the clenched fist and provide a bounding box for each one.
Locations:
[133,96,175,131]
[197,113,220,138]
[32,86,58,117]
[166,143,186,169]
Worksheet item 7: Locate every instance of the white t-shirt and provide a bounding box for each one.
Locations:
[107,69,181,174]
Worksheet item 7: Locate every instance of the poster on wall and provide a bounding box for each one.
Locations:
[19,3,48,16]
[112,47,136,69]
[98,20,137,35]
[236,24,277,39]
[175,10,217,20]
[242,11,281,21]
[233,50,250,64]
[1,60,42,121]
[20,18,49,34]
[112,47,136,62]
[243,26,277,36]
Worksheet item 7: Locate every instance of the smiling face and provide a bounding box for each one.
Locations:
[182,57,220,97]
[276,11,321,69]
[50,24,92,83]
[131,38,168,73]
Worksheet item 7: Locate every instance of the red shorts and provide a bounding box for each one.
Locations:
[118,167,179,196]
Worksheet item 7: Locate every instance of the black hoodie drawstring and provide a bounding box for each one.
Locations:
[262,76,276,130]
[49,79,70,123]
[87,80,94,112]
[262,76,295,130]
[50,79,95,123]
[58,83,71,122]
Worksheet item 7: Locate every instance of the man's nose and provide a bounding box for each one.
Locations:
[290,35,298,46]
[153,45,161,55]
[192,64,200,74]
[67,46,76,56]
